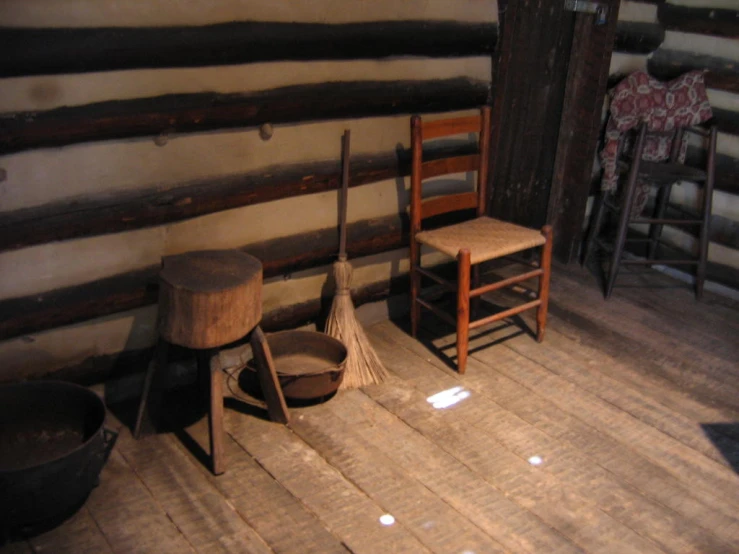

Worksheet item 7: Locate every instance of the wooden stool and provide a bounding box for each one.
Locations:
[134,250,288,475]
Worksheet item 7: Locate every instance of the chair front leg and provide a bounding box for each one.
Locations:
[457,249,471,374]
[410,239,421,337]
[537,225,553,342]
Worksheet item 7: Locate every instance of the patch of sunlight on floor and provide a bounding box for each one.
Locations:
[379,514,395,526]
[426,386,471,409]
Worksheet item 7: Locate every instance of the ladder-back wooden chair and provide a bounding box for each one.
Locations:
[409,106,553,373]
[582,70,716,299]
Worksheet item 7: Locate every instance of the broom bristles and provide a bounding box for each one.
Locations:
[326,260,389,389]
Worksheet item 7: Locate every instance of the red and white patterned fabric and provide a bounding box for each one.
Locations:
[600,70,713,214]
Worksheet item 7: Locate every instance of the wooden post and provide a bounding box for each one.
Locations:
[548,0,621,263]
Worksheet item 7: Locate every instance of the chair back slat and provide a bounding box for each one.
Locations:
[421,192,478,220]
[421,154,480,180]
[410,106,490,233]
[421,115,482,140]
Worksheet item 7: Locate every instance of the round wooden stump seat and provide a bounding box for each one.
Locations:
[158,249,263,349]
[135,249,288,476]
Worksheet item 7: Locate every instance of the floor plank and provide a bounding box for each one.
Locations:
[2,261,737,554]
[184,417,350,554]
[85,449,195,554]
[224,409,434,554]
[546,268,739,414]
[26,508,113,554]
[114,429,273,554]
[323,387,584,554]
[289,398,510,554]
[370,322,737,553]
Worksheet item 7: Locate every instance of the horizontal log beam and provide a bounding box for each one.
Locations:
[30,273,412,387]
[647,50,739,94]
[0,213,410,342]
[658,5,739,39]
[0,143,476,253]
[685,146,739,197]
[614,22,664,54]
[0,17,666,78]
[0,78,490,155]
[0,21,497,77]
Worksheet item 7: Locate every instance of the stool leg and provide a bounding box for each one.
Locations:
[198,348,225,475]
[251,326,290,424]
[134,340,169,439]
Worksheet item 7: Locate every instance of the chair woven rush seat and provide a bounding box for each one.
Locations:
[416,216,546,265]
[409,106,553,374]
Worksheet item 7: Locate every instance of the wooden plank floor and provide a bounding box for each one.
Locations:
[3,262,739,553]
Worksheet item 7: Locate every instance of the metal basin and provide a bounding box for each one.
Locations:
[240,330,346,401]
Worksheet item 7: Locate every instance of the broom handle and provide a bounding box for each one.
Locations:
[339,129,351,260]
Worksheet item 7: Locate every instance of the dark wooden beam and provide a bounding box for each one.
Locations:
[0,18,656,79]
[0,21,497,77]
[713,107,739,138]
[488,0,575,230]
[614,21,664,54]
[548,0,621,263]
[0,213,409,341]
[658,4,739,39]
[0,78,489,155]
[686,147,739,197]
[0,142,476,253]
[28,273,413,387]
[648,50,739,94]
[0,205,479,342]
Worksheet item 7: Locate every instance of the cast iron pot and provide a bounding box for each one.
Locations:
[0,381,116,538]
[240,330,347,402]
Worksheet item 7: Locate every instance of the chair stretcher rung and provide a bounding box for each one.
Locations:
[416,268,455,290]
[468,299,541,330]
[631,218,702,225]
[416,298,456,326]
[470,269,543,298]
[620,258,699,266]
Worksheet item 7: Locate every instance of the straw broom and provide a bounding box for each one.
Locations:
[325,129,389,389]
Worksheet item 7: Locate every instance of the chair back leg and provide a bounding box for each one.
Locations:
[410,239,421,337]
[537,226,553,342]
[582,192,607,266]
[696,125,718,299]
[606,124,648,298]
[456,249,471,374]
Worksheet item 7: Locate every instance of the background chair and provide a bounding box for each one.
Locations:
[409,106,553,373]
[583,70,717,299]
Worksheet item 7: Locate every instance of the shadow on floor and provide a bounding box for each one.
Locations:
[701,423,739,474]
[388,298,529,372]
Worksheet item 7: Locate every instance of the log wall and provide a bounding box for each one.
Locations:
[0,0,496,382]
[1,0,737,383]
